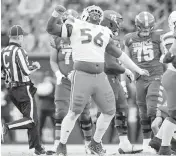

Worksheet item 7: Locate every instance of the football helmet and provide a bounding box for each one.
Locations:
[101,10,123,36]
[135,11,155,37]
[168,11,176,33]
[81,5,104,25]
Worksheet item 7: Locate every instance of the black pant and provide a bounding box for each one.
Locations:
[39,109,55,139]
[8,85,41,149]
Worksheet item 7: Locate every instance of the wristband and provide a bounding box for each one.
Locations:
[52,10,60,18]
[55,70,61,77]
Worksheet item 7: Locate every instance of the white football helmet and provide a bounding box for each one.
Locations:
[168,11,176,32]
[81,5,104,24]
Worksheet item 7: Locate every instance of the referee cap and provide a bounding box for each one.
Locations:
[9,25,28,37]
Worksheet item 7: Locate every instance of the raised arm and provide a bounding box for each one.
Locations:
[46,5,66,36]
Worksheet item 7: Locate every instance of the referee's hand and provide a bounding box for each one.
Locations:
[32,61,41,70]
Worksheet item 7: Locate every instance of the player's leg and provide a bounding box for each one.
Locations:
[53,80,70,150]
[57,71,93,155]
[79,102,93,154]
[158,70,176,155]
[127,81,142,145]
[89,72,116,155]
[136,79,153,151]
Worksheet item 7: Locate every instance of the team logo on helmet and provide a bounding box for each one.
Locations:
[81,5,104,24]
[135,11,155,37]
[101,10,123,36]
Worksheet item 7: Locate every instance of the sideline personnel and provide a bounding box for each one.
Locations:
[1,25,45,155]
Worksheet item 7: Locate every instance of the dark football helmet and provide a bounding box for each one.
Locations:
[101,10,123,36]
[135,11,155,37]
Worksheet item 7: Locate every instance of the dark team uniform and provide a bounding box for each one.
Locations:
[124,31,165,132]
[104,37,127,111]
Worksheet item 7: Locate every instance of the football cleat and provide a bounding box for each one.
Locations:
[88,139,107,156]
[118,140,143,154]
[34,145,46,155]
[159,146,176,155]
[149,136,161,152]
[56,142,67,156]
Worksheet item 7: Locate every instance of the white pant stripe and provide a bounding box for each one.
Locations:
[26,86,34,122]
[8,120,33,129]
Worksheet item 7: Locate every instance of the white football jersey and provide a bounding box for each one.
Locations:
[161,31,176,72]
[62,18,112,62]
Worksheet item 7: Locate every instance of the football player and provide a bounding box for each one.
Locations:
[101,10,143,154]
[149,11,176,155]
[47,9,93,155]
[124,11,166,153]
[46,5,149,156]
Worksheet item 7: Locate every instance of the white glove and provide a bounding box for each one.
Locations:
[32,61,41,70]
[125,68,134,82]
[139,69,150,76]
[121,81,128,98]
[55,70,63,85]
[67,70,74,81]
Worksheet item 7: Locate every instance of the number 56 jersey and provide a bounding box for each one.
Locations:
[63,18,112,63]
[124,31,164,78]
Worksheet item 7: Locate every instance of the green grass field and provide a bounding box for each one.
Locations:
[1,144,161,156]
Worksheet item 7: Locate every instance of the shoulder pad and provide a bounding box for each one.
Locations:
[124,32,135,46]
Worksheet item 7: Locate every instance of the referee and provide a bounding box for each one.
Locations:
[1,25,45,155]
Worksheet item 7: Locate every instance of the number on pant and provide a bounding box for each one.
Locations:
[80,29,104,47]
[134,43,154,62]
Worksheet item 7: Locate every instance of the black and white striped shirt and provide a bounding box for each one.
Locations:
[1,42,31,83]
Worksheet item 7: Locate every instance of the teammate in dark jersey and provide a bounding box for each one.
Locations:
[48,10,93,155]
[124,11,166,153]
[101,10,142,154]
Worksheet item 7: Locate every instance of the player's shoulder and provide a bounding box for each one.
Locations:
[152,29,166,40]
[162,31,174,41]
[124,32,137,46]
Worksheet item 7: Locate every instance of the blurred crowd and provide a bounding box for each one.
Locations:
[1,0,176,52]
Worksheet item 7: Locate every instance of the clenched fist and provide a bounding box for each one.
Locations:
[54,5,66,15]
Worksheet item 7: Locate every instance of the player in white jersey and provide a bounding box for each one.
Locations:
[149,11,176,155]
[46,5,149,156]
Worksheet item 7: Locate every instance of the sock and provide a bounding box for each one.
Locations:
[54,123,61,146]
[80,119,93,142]
[60,111,80,144]
[93,113,114,143]
[156,122,164,139]
[119,135,130,145]
[161,119,176,146]
[143,138,150,147]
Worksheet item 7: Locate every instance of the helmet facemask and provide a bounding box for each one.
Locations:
[81,5,103,25]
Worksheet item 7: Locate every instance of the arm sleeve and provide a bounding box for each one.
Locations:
[16,49,31,76]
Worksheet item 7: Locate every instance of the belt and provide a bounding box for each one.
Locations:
[8,81,32,88]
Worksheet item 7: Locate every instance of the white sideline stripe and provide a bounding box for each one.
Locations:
[27,86,34,121]
[8,120,33,129]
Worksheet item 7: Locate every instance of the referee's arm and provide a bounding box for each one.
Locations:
[16,49,31,76]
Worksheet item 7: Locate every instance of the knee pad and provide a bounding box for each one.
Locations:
[140,119,152,133]
[106,109,116,116]
[115,112,127,134]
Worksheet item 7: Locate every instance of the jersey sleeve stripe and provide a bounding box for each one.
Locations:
[61,24,68,38]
